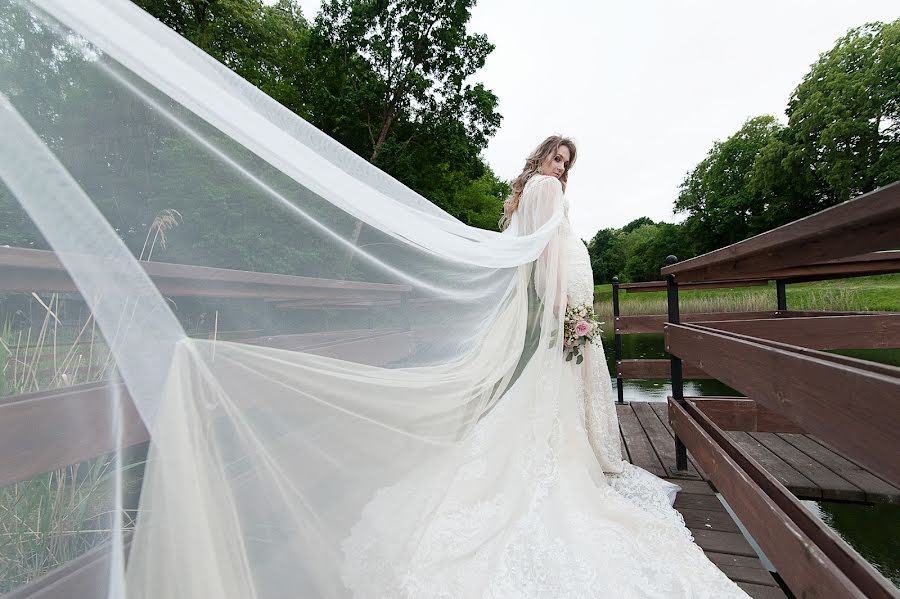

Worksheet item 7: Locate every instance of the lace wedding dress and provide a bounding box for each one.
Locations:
[340,176,751,598]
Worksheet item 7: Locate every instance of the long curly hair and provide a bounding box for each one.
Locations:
[500,135,577,230]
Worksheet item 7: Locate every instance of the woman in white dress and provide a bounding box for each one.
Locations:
[340,136,752,598]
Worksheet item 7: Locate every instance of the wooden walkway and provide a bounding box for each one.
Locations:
[617,402,900,504]
[618,400,900,599]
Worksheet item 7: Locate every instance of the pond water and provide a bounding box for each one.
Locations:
[600,330,900,587]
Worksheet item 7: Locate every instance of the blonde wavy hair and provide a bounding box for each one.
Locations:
[500,135,577,230]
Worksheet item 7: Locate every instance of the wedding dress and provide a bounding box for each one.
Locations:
[2,2,753,597]
[340,177,751,598]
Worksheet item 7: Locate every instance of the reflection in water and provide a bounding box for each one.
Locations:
[803,500,900,586]
[600,331,737,402]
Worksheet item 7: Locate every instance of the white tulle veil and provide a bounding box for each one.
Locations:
[0,1,573,596]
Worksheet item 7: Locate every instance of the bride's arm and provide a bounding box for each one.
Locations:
[517,176,567,313]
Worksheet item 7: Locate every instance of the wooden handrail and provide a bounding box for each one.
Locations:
[660,181,900,283]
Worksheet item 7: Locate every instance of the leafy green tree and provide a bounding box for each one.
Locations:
[675,116,783,254]
[785,19,900,202]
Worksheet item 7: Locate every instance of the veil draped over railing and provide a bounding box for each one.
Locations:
[0,1,570,596]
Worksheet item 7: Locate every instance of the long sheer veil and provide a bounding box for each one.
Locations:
[0,1,571,596]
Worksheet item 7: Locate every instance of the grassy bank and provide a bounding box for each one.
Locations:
[594,274,900,319]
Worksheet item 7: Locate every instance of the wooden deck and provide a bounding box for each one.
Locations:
[619,400,900,599]
[617,402,900,504]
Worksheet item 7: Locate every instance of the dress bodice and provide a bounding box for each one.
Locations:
[561,198,594,306]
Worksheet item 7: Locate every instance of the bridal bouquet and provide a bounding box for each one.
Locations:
[562,303,603,364]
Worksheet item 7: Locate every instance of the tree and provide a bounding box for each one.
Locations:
[786,19,900,203]
[675,116,783,254]
[312,0,500,163]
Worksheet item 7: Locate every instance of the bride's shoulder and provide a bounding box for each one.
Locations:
[524,174,563,193]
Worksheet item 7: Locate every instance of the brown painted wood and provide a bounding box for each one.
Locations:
[670,400,870,598]
[616,404,666,476]
[660,181,900,283]
[665,323,900,487]
[699,314,900,350]
[677,399,897,599]
[0,382,149,487]
[616,359,711,379]
[662,476,714,495]
[631,402,700,477]
[615,311,779,334]
[737,582,790,599]
[6,533,132,599]
[688,528,758,557]
[650,403,706,476]
[674,492,727,512]
[764,250,900,283]
[749,433,866,503]
[619,279,769,292]
[718,566,780,587]
[726,432,821,498]
[679,507,741,532]
[0,246,409,300]
[687,397,806,433]
[778,434,900,504]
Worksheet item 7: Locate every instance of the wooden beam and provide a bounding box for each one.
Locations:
[665,323,900,486]
[0,246,409,300]
[686,397,806,433]
[671,399,896,599]
[619,279,769,293]
[765,251,900,283]
[6,533,132,599]
[660,181,900,283]
[0,382,149,488]
[616,359,711,379]
[698,314,900,350]
[616,311,780,334]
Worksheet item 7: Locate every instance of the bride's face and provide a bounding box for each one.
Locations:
[539,145,571,180]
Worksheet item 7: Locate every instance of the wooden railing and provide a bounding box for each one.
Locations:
[0,247,419,597]
[659,181,900,598]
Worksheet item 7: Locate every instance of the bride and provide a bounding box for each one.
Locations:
[339,136,751,598]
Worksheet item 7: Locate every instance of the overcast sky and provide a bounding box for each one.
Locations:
[290,1,898,239]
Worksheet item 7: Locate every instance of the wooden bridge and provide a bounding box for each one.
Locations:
[1,182,899,597]
[612,181,900,598]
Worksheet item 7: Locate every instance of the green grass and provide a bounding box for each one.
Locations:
[594,274,900,319]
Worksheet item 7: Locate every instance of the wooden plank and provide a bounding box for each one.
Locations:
[616,359,711,379]
[689,528,758,557]
[619,279,769,292]
[749,432,865,503]
[717,565,780,587]
[675,399,896,599]
[705,551,770,570]
[687,397,806,433]
[737,582,790,599]
[778,434,900,504]
[675,492,727,512]
[615,311,778,334]
[766,250,900,283]
[666,323,900,487]
[660,181,900,283]
[679,507,741,532]
[662,476,714,495]
[651,402,706,477]
[727,432,821,498]
[616,404,666,476]
[699,314,900,350]
[0,246,409,300]
[632,402,699,477]
[6,533,131,599]
[0,382,149,487]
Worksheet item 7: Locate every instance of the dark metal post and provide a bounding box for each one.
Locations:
[665,255,688,474]
[776,280,787,312]
[612,277,626,404]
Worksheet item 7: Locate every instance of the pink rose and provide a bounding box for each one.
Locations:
[575,320,590,336]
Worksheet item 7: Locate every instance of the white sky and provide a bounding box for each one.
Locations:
[291,0,898,239]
